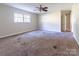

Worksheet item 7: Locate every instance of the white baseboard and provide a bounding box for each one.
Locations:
[0,29,38,39]
[73,33,79,46]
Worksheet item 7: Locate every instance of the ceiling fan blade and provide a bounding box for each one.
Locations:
[39,5,43,12]
[42,7,48,12]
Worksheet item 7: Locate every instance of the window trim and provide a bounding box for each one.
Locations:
[14,13,31,23]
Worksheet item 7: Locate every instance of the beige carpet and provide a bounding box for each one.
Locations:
[0,30,79,56]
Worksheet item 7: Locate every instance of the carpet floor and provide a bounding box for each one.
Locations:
[0,30,79,56]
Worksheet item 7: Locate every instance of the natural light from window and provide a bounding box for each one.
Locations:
[14,13,31,23]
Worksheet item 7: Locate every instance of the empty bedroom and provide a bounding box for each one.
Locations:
[0,3,79,56]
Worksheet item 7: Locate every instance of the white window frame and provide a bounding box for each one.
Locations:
[14,13,31,23]
[23,14,31,22]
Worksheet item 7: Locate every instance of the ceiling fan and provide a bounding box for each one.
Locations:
[34,5,48,12]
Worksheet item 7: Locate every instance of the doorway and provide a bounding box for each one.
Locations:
[61,10,71,32]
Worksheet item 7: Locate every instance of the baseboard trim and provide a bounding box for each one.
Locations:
[73,33,79,46]
[0,29,38,39]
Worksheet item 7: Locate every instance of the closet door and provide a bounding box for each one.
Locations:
[61,10,71,32]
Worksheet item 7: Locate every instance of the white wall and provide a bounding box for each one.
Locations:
[71,4,79,45]
[39,4,72,32]
[39,11,61,32]
[0,4,38,38]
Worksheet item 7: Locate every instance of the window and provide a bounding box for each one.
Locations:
[14,13,23,22]
[24,15,31,22]
[14,13,31,23]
